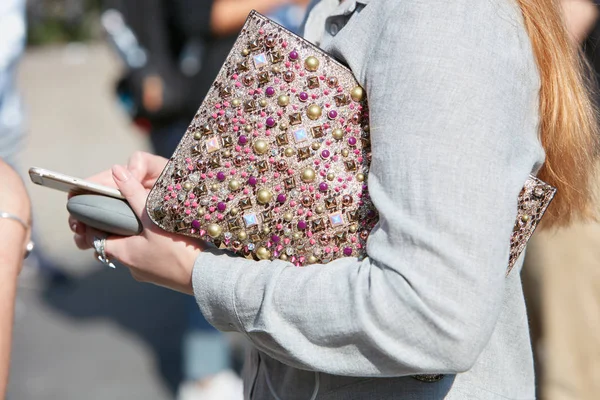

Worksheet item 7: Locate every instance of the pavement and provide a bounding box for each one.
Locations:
[7,43,191,400]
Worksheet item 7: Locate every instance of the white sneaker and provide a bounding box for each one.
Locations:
[177,370,244,400]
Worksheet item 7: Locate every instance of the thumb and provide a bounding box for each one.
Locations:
[112,164,147,217]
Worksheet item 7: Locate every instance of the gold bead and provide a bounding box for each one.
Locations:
[278,95,290,107]
[284,147,295,157]
[351,86,365,102]
[229,179,241,191]
[263,226,271,234]
[272,66,281,74]
[210,184,218,191]
[304,56,320,72]
[307,104,322,120]
[197,208,206,216]
[241,48,250,56]
[238,231,247,240]
[193,132,202,140]
[341,149,349,157]
[207,223,222,238]
[316,205,325,214]
[301,168,316,183]
[257,188,273,204]
[224,150,232,158]
[245,124,253,133]
[311,142,321,150]
[293,232,302,240]
[284,212,293,221]
[356,173,365,182]
[349,225,358,233]
[230,207,239,216]
[521,214,530,223]
[327,173,335,181]
[332,128,344,140]
[308,255,317,264]
[256,247,271,260]
[232,99,241,107]
[253,139,269,155]
[280,254,288,261]
[279,121,289,130]
[259,99,268,108]
[183,182,193,191]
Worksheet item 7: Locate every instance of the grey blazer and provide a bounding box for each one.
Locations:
[193,0,544,398]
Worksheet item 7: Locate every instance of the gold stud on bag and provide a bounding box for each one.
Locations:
[146,11,556,272]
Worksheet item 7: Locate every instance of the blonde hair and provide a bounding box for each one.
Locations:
[517,0,598,227]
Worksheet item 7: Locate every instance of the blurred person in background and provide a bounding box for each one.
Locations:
[523,1,600,400]
[102,1,308,398]
[0,159,31,398]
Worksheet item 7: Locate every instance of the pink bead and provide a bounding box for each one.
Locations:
[315,193,321,199]
[243,188,249,194]
[223,101,230,107]
[308,186,314,192]
[225,162,231,168]
[325,164,331,169]
[326,140,332,145]
[275,185,281,191]
[171,193,177,199]
[167,185,173,191]
[233,126,239,132]
[235,145,241,151]
[265,130,271,136]
[212,113,218,119]
[288,169,294,175]
[350,104,355,110]
[324,90,329,95]
[192,201,198,207]
[232,74,238,79]
[211,196,218,201]
[240,118,246,124]
[274,172,280,178]
[357,193,363,198]
[354,149,360,155]
[335,187,341,192]
[219,110,225,115]
[290,201,297,207]
[185,209,191,215]
[241,171,248,177]
[307,231,313,238]
[282,41,288,48]
[259,28,264,34]
[184,201,190,206]
[333,247,339,253]
[320,171,326,177]
[217,214,224,220]
[235,82,241,88]
[358,157,364,162]
[332,155,339,161]
[185,157,192,162]
[295,63,300,70]
[189,193,196,199]
[359,201,364,206]
[346,176,353,181]
[261,177,268,183]
[342,184,348,189]
[204,214,211,220]
[244,148,251,154]
[274,207,280,213]
[351,237,357,243]
[277,109,284,116]
[300,185,306,191]
[297,209,304,215]
[207,172,214,178]
[357,243,363,249]
[232,118,238,123]
[230,170,236,175]
[175,184,182,190]
[277,224,283,230]
[311,94,317,99]
[164,195,170,201]
[248,90,255,95]
[309,239,316,245]
[337,87,343,92]
[201,173,206,179]
[338,177,343,182]
[284,238,291,245]
[325,247,331,253]
[290,87,297,93]
[269,157,275,163]
[215,103,222,109]
[200,230,206,236]
[253,131,259,137]
[314,160,320,165]
[209,206,216,212]
[260,111,266,117]
[228,194,234,200]
[307,211,313,217]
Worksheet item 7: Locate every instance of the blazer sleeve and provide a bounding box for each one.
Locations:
[192,0,543,376]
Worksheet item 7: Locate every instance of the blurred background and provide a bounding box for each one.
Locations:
[3,0,600,400]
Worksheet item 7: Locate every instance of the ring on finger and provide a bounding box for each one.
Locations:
[93,235,116,269]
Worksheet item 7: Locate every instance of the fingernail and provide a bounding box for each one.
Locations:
[112,165,130,182]
[71,223,78,232]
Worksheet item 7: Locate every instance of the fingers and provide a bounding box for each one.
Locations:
[111,165,147,217]
[127,151,168,185]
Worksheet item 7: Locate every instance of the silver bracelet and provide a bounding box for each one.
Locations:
[0,211,35,259]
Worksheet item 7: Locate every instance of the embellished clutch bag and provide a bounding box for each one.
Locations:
[145,11,556,273]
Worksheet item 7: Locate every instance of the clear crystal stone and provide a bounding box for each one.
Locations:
[177,193,186,201]
[284,228,292,236]
[247,243,255,251]
[224,232,233,240]
[225,110,234,118]
[189,173,200,183]
[286,247,294,256]
[200,199,209,206]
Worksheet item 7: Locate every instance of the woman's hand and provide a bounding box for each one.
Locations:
[70,152,205,295]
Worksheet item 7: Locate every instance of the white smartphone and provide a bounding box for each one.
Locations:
[29,167,125,200]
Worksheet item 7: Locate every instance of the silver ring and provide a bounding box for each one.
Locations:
[93,235,116,269]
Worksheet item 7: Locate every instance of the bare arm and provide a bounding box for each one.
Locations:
[0,159,31,397]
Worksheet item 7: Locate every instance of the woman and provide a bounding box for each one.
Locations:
[71,0,598,398]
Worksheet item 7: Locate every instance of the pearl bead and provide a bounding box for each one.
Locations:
[308,255,317,264]
[278,95,290,106]
[241,48,250,56]
[307,104,322,120]
[279,122,289,130]
[224,150,232,158]
[284,212,293,221]
[301,168,316,183]
[311,142,321,150]
[193,132,202,140]
[207,223,222,238]
[256,247,271,260]
[341,149,349,157]
[257,188,273,204]
[332,128,344,140]
[349,225,358,233]
[316,206,325,214]
[210,184,218,191]
[304,56,320,71]
[521,214,530,223]
[229,179,241,191]
[284,148,295,157]
[293,232,302,240]
[230,207,239,216]
[272,66,281,74]
[280,254,288,261]
[232,99,241,107]
[327,173,335,181]
[198,208,206,216]
[238,231,247,240]
[253,139,269,155]
[259,99,268,108]
[245,124,253,133]
[351,86,365,102]
[183,182,193,191]
[356,173,365,182]
[263,226,271,234]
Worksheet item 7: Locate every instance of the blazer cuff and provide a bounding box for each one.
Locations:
[192,247,247,332]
